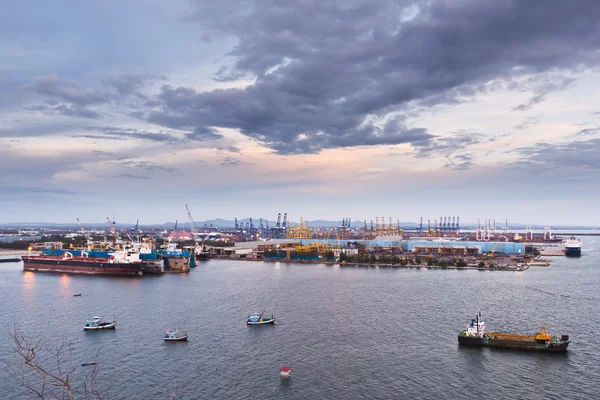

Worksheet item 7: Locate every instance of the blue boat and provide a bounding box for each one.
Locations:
[247,311,275,325]
[164,328,188,341]
[564,237,581,257]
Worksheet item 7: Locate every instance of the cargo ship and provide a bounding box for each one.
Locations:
[458,313,570,352]
[564,237,582,257]
[22,251,145,276]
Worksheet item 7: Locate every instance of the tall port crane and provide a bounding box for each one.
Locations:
[76,218,91,248]
[106,216,119,246]
[185,204,198,233]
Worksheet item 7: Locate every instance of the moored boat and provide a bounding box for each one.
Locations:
[458,313,569,352]
[564,237,582,257]
[247,311,275,325]
[84,316,117,330]
[22,251,145,276]
[164,329,188,341]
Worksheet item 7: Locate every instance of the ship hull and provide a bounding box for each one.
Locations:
[247,319,275,325]
[22,257,144,276]
[457,336,485,346]
[564,247,581,257]
[458,335,569,352]
[164,336,188,341]
[161,256,190,273]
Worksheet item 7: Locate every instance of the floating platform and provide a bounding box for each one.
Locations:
[539,247,565,257]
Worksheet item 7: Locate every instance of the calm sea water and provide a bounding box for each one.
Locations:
[1,237,599,399]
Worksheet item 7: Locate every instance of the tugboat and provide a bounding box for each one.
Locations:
[247,311,275,325]
[164,329,188,341]
[84,316,117,330]
[458,313,569,352]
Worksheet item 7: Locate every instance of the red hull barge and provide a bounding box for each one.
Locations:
[22,255,144,276]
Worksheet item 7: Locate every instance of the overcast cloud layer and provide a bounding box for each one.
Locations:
[2,0,600,224]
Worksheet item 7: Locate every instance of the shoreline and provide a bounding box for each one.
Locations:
[0,250,30,257]
[1,252,536,272]
[210,256,531,271]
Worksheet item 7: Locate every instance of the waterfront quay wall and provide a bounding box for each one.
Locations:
[298,239,526,255]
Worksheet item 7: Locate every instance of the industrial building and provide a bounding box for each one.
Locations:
[290,238,526,255]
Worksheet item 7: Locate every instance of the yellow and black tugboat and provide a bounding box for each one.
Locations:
[458,313,570,352]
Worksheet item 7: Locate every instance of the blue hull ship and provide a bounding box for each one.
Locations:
[564,237,582,257]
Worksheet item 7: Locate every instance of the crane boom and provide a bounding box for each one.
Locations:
[76,218,91,247]
[121,229,133,243]
[106,216,119,245]
[185,204,198,233]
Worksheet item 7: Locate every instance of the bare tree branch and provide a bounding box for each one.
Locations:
[5,324,108,399]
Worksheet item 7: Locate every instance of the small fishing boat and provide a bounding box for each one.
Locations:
[73,293,82,297]
[83,316,117,330]
[164,328,188,341]
[247,311,275,325]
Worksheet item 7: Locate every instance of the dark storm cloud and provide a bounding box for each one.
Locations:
[138,0,600,154]
[215,145,242,153]
[81,127,179,143]
[22,74,113,119]
[575,126,600,136]
[91,150,117,157]
[24,73,163,119]
[104,73,167,96]
[512,75,575,111]
[416,132,488,158]
[514,116,540,130]
[183,127,224,141]
[25,74,112,106]
[508,138,600,171]
[114,173,152,180]
[119,160,177,173]
[27,104,102,119]
[219,156,243,167]
[443,153,474,170]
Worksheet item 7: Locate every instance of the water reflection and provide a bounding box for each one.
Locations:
[60,273,71,292]
[22,270,36,291]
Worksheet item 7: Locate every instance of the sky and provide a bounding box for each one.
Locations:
[1,0,600,226]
